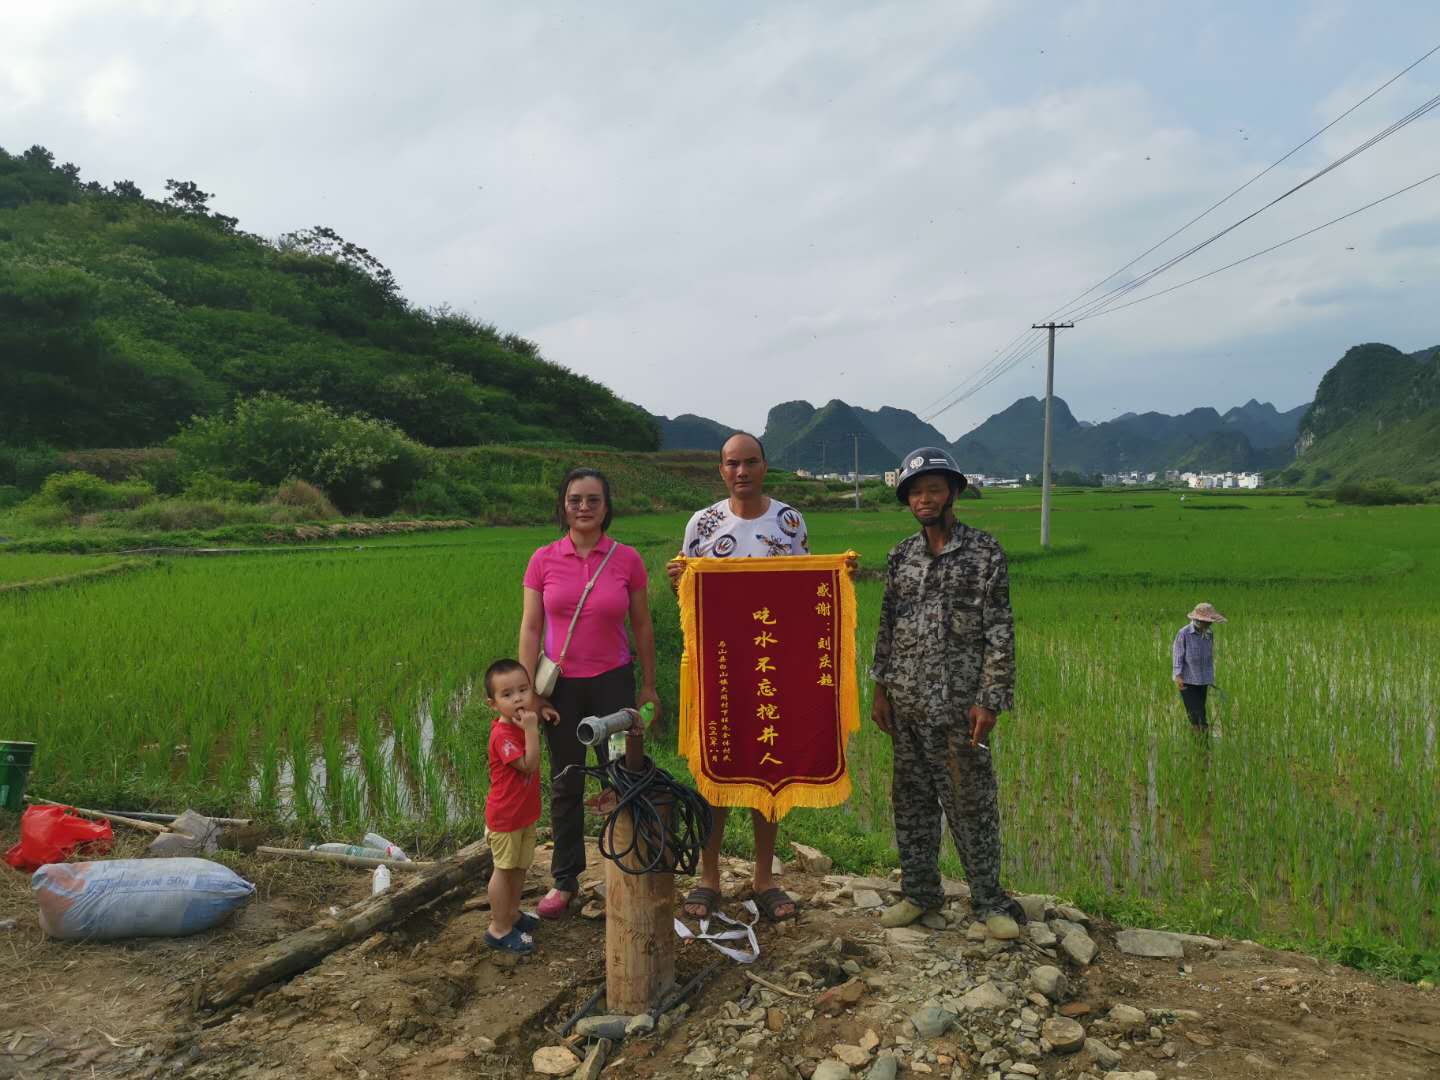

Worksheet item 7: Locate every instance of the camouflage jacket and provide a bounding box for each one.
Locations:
[870,520,1015,714]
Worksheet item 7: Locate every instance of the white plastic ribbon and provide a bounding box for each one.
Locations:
[674,899,761,964]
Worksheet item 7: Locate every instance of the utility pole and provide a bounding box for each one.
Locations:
[852,433,861,508]
[1032,322,1073,548]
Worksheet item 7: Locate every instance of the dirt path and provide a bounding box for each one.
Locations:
[0,831,1436,1079]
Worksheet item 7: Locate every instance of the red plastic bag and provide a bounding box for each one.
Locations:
[4,805,113,873]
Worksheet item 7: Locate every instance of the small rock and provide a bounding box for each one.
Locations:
[791,843,833,874]
[1055,904,1091,926]
[812,1061,853,1080]
[816,977,867,1016]
[1058,1001,1091,1018]
[475,1036,496,1053]
[865,1053,899,1080]
[625,1013,655,1036]
[1028,923,1058,948]
[1106,1074,1158,1080]
[1014,895,1050,923]
[1061,929,1098,966]
[532,1045,580,1076]
[1008,1065,1040,1077]
[885,927,929,948]
[766,1007,786,1032]
[772,855,785,875]
[910,1005,957,1039]
[1107,1004,1148,1032]
[858,1029,880,1053]
[580,901,605,919]
[1115,929,1185,959]
[682,1045,717,1068]
[959,983,1010,1012]
[1084,1038,1121,1069]
[1029,965,1069,1002]
[966,922,989,942]
[985,914,1020,940]
[833,1043,871,1067]
[919,911,947,930]
[1041,1017,1085,1054]
[573,1016,629,1040]
[735,1031,765,1051]
[853,889,884,910]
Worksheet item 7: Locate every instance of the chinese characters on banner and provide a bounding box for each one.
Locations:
[677,553,860,821]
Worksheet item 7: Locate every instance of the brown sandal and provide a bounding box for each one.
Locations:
[754,887,799,923]
[682,886,720,919]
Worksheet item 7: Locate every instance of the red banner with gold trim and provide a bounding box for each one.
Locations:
[677,554,859,821]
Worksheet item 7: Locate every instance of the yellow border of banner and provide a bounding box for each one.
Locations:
[677,552,860,821]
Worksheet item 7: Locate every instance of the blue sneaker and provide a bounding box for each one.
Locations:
[485,926,536,955]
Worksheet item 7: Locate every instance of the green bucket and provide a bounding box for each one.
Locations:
[0,741,36,812]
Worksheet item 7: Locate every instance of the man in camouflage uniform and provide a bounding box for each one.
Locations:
[870,447,1025,933]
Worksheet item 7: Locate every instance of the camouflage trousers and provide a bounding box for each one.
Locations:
[890,704,1006,915]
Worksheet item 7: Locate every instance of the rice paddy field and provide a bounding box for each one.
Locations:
[2,488,1437,973]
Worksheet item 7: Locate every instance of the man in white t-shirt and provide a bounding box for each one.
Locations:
[667,431,807,922]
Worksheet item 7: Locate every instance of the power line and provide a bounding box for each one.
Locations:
[1075,168,1440,322]
[924,89,1440,423]
[917,42,1440,423]
[1059,88,1440,324]
[1046,42,1440,324]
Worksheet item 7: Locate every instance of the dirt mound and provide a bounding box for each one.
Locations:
[0,832,1436,1079]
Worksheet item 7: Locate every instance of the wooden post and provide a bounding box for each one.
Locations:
[604,732,675,1014]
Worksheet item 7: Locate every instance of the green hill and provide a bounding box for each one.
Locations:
[852,406,951,460]
[763,399,895,473]
[1283,343,1440,485]
[948,394,1306,476]
[0,144,657,452]
[650,412,736,451]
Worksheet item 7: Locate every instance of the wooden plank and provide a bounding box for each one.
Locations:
[201,839,491,1010]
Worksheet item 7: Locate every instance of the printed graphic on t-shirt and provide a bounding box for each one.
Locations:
[684,499,810,559]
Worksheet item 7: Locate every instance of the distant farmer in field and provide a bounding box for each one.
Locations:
[870,447,1027,937]
[519,467,660,920]
[666,432,808,922]
[1173,602,1226,732]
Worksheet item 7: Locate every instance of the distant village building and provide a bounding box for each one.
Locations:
[884,469,900,487]
[1178,471,1263,490]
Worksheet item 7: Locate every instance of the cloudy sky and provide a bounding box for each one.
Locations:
[3,2,1438,438]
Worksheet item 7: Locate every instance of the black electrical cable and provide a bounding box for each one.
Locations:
[559,755,713,876]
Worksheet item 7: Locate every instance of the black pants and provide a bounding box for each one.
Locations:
[1179,683,1209,730]
[544,663,635,893]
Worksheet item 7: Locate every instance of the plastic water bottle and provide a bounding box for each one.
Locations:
[371,864,391,895]
[362,832,410,861]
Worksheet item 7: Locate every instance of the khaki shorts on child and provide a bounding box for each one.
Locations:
[486,824,537,871]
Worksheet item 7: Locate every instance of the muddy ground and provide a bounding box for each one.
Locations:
[0,827,1436,1079]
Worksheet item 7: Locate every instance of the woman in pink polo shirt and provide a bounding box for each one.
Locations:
[518,467,659,919]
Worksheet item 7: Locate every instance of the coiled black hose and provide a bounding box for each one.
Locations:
[559,755,713,875]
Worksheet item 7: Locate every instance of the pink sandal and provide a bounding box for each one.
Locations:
[538,889,573,920]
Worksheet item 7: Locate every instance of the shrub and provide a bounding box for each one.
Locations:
[273,478,339,519]
[172,394,430,515]
[1333,480,1425,506]
[36,470,155,512]
[182,471,266,504]
[0,444,62,490]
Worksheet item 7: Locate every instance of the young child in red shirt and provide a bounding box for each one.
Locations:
[483,659,556,954]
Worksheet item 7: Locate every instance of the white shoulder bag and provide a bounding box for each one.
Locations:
[534,542,619,698]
